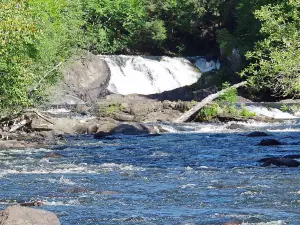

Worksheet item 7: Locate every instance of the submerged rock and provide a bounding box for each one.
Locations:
[99,191,119,195]
[258,139,282,146]
[62,187,89,193]
[0,205,60,225]
[19,201,44,207]
[44,152,63,158]
[247,131,269,137]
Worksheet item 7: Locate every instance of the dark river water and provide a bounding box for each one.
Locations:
[1,120,300,225]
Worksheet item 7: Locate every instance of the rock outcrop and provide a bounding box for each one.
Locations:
[0,205,60,225]
[48,53,111,104]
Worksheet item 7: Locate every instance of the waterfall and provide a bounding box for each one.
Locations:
[98,55,219,95]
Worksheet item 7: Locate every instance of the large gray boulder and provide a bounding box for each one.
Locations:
[48,53,110,105]
[0,205,60,225]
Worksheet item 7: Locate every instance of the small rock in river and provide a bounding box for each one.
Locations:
[247,131,269,137]
[19,201,44,207]
[258,138,282,146]
[62,187,89,193]
[44,152,63,158]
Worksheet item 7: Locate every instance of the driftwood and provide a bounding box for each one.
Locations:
[4,109,54,133]
[9,120,29,132]
[174,81,247,123]
[32,109,54,125]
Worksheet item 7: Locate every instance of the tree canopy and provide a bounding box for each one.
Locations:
[241,1,300,97]
[0,0,299,114]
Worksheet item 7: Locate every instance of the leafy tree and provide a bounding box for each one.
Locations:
[0,0,83,113]
[0,0,39,110]
[241,1,300,97]
[144,0,206,54]
[216,0,281,57]
[81,0,166,54]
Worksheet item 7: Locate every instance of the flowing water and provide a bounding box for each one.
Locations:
[98,55,219,95]
[1,117,300,225]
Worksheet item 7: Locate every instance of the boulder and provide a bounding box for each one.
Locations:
[75,123,99,134]
[247,131,269,137]
[0,205,60,225]
[94,122,159,138]
[110,123,157,135]
[258,139,282,146]
[48,53,110,104]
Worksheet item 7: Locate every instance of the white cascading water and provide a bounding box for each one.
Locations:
[245,105,299,119]
[194,57,221,72]
[98,55,220,95]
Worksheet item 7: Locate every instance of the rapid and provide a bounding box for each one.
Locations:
[1,114,300,225]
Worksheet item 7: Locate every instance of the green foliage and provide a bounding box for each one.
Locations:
[0,0,39,110]
[81,0,166,54]
[217,82,237,104]
[280,104,300,115]
[217,0,280,55]
[241,1,300,97]
[195,103,219,122]
[98,102,125,116]
[195,83,256,121]
[280,104,289,112]
[0,0,83,114]
[239,106,256,117]
[216,29,238,56]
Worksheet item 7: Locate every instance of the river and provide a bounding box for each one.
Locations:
[1,118,300,225]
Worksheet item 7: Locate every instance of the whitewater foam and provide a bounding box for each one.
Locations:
[99,55,210,95]
[245,105,297,119]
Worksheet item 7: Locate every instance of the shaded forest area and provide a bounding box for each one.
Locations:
[0,0,299,114]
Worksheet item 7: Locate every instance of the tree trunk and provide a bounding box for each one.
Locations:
[174,81,247,123]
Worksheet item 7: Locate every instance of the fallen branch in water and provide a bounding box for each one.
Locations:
[174,81,247,123]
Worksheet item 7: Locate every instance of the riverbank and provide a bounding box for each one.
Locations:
[1,92,297,150]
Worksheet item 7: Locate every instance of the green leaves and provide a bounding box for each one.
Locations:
[242,1,300,97]
[0,0,83,114]
[82,0,149,53]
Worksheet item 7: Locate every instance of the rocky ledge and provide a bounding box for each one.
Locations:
[0,93,289,149]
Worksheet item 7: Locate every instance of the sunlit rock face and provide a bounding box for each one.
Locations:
[99,55,220,95]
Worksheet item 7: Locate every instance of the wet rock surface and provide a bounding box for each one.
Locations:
[258,157,300,167]
[258,139,282,146]
[94,122,160,138]
[247,131,269,137]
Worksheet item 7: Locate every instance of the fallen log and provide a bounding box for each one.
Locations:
[174,81,247,123]
[9,120,29,132]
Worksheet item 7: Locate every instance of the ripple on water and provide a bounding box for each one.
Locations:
[1,125,300,224]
